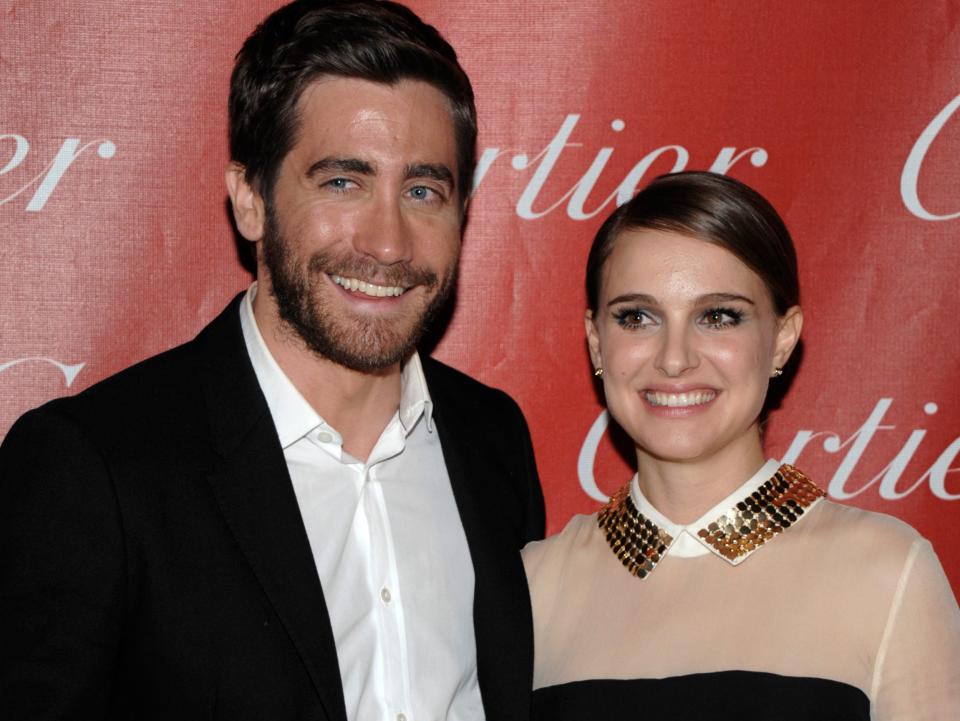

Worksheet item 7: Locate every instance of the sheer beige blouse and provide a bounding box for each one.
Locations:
[523,462,960,720]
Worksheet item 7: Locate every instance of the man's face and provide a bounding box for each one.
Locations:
[255,77,463,372]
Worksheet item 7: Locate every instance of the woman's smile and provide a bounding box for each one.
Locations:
[642,387,718,410]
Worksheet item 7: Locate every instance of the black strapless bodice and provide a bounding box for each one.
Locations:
[532,670,870,721]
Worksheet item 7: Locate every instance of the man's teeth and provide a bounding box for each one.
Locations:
[330,275,405,297]
[644,390,716,408]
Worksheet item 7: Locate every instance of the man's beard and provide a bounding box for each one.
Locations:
[261,206,458,373]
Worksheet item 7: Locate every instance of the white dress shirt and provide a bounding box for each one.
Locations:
[239,284,483,721]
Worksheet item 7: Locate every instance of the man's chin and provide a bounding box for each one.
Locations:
[296,319,422,373]
[272,270,453,372]
[311,342,417,373]
[307,289,451,371]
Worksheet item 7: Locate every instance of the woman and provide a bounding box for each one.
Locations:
[523,172,960,720]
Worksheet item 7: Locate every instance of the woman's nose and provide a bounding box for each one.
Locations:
[653,324,699,377]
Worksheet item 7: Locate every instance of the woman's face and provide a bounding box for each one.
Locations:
[586,228,802,467]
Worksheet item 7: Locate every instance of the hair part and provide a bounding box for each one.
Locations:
[585,171,800,316]
[229,0,477,205]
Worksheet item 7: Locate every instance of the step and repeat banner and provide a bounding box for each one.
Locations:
[2,2,958,592]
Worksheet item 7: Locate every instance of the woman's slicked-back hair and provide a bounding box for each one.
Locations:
[585,171,799,315]
[229,0,477,204]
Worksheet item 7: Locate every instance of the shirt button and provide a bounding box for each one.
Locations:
[380,587,392,604]
[317,431,333,443]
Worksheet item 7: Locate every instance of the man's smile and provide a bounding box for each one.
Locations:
[329,273,407,297]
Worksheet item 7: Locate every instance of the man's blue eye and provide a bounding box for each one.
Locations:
[322,177,355,192]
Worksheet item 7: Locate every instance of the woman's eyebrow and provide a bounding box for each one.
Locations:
[696,292,755,306]
[606,292,658,308]
[606,292,757,308]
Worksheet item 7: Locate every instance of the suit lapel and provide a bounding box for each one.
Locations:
[196,296,348,721]
[425,360,534,721]
[189,307,532,720]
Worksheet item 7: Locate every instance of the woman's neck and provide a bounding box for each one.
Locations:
[635,434,768,525]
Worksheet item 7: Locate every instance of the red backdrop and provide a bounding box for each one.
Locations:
[2,1,958,594]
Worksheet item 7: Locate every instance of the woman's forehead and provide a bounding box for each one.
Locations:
[603,229,763,290]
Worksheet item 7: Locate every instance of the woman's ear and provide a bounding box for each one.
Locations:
[585,309,602,371]
[773,305,803,372]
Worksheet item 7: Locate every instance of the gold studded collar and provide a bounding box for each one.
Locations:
[597,462,825,579]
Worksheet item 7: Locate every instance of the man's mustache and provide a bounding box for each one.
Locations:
[306,250,439,290]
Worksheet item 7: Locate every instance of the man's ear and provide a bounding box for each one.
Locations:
[225,163,265,242]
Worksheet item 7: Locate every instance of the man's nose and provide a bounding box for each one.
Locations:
[351,193,413,265]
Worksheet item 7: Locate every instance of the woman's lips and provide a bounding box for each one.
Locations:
[642,389,717,409]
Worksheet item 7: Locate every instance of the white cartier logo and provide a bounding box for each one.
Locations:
[579,399,959,502]
[901,92,960,222]
[0,135,116,212]
[0,357,85,387]
[3,105,954,223]
[472,114,768,220]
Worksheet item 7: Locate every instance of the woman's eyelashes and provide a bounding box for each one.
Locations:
[613,307,657,330]
[612,305,745,331]
[699,306,744,329]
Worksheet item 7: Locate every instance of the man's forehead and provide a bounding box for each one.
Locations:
[288,77,459,164]
[295,76,456,126]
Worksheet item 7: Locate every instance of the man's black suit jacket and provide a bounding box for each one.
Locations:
[0,295,545,721]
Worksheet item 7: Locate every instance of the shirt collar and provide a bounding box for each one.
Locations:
[597,461,826,578]
[239,283,433,449]
[630,459,784,563]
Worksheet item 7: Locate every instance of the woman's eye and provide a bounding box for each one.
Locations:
[701,307,743,329]
[614,308,654,330]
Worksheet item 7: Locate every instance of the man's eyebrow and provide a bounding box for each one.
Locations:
[306,157,375,178]
[406,163,454,186]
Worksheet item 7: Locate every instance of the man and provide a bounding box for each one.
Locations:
[0,2,544,719]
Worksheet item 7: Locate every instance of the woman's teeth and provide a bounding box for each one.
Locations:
[644,390,716,408]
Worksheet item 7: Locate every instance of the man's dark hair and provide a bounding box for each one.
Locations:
[229,0,477,205]
[586,171,800,316]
